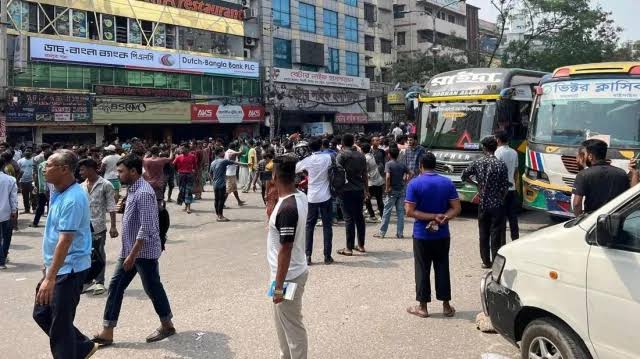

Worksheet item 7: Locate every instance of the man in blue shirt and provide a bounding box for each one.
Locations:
[33,149,98,358]
[404,152,461,319]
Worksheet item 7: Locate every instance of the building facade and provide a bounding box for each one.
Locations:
[4,0,262,145]
[256,0,372,135]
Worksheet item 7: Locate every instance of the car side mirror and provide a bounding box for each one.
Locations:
[596,214,623,247]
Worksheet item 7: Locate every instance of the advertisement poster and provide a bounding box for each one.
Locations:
[93,98,191,123]
[191,104,264,123]
[31,37,259,78]
[5,91,92,122]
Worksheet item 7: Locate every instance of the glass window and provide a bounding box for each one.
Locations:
[55,7,70,36]
[154,72,167,88]
[327,48,339,74]
[345,16,358,42]
[101,15,115,41]
[154,23,167,47]
[323,10,338,38]
[128,18,142,44]
[100,68,114,84]
[191,75,203,94]
[380,39,392,54]
[167,73,180,89]
[127,71,141,86]
[232,79,243,96]
[346,51,359,76]
[393,4,405,18]
[364,3,376,22]
[71,9,88,38]
[273,0,291,28]
[179,74,190,90]
[33,63,51,88]
[202,77,214,95]
[50,64,67,88]
[273,38,292,69]
[38,4,55,35]
[141,71,154,87]
[448,14,456,23]
[67,67,84,89]
[8,0,30,31]
[345,0,357,7]
[397,31,406,46]
[115,16,127,43]
[299,3,316,33]
[212,77,223,95]
[365,35,375,51]
[88,68,100,88]
[12,65,32,87]
[223,78,233,95]
[140,20,153,46]
[114,69,127,85]
[365,66,374,80]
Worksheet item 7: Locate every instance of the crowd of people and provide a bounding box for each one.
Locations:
[0,121,636,359]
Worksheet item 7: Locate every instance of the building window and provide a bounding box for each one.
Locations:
[438,11,446,20]
[346,51,359,76]
[273,38,292,68]
[345,0,357,7]
[299,3,316,33]
[366,97,376,113]
[393,4,405,18]
[448,14,456,24]
[380,38,392,54]
[365,66,375,81]
[323,10,338,38]
[345,16,358,42]
[397,31,406,46]
[364,35,375,51]
[327,48,340,74]
[273,0,291,28]
[128,18,142,44]
[364,3,376,23]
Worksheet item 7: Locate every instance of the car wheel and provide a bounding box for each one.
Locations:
[520,318,590,359]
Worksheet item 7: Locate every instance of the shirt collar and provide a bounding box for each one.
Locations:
[128,177,145,193]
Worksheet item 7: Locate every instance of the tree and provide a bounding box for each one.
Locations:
[487,0,517,67]
[501,0,623,72]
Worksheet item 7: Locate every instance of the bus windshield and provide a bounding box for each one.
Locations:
[420,102,496,150]
[531,79,640,148]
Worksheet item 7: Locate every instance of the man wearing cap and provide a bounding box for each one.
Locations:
[101,145,121,203]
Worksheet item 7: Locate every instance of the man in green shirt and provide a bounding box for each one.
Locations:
[242,140,258,193]
[238,139,250,190]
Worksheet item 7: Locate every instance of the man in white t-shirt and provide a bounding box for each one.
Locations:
[295,137,333,265]
[224,142,245,206]
[494,131,519,240]
[101,145,121,203]
[267,155,308,359]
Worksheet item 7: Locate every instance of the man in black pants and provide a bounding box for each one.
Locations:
[210,147,245,221]
[405,153,461,318]
[336,134,369,256]
[461,136,509,268]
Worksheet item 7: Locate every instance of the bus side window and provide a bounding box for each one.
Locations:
[515,102,532,140]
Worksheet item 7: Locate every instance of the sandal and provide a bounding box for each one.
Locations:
[337,248,353,256]
[443,306,456,318]
[91,335,113,346]
[406,305,429,318]
[354,246,366,253]
[145,326,176,343]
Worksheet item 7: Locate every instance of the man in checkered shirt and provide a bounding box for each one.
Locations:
[93,155,176,346]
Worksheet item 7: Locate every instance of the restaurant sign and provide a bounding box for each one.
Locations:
[5,91,91,122]
[191,104,264,123]
[335,113,368,124]
[139,0,244,21]
[271,67,370,90]
[93,85,192,98]
[31,37,259,78]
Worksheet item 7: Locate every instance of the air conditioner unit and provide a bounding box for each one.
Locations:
[243,8,258,19]
[245,37,257,47]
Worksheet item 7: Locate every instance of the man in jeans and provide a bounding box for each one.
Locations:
[362,143,384,222]
[79,158,118,295]
[295,137,333,265]
[461,136,509,268]
[17,147,34,213]
[0,156,18,269]
[375,147,410,239]
[93,155,175,345]
[32,150,98,358]
[336,134,369,256]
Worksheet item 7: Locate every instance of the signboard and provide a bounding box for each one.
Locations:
[271,67,370,89]
[425,69,507,97]
[6,91,92,122]
[191,104,264,123]
[542,79,640,100]
[387,90,406,105]
[31,37,259,78]
[0,115,6,141]
[335,113,368,124]
[93,85,192,98]
[93,98,191,123]
[138,0,244,20]
[302,122,333,136]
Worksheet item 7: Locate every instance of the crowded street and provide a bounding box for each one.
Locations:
[1,187,551,358]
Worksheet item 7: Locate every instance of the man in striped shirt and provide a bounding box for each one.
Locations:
[93,155,175,346]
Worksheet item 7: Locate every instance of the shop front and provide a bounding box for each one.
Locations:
[268,68,370,135]
[191,103,265,140]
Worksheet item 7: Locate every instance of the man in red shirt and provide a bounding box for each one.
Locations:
[143,146,174,205]
[173,144,197,214]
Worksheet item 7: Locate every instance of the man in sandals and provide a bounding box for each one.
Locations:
[93,155,175,346]
[404,153,461,318]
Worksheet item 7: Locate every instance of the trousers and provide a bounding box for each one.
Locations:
[478,206,506,266]
[0,220,13,265]
[340,190,365,250]
[20,182,33,212]
[273,271,309,359]
[33,192,49,226]
[305,199,333,259]
[365,185,384,218]
[413,237,451,303]
[33,270,94,359]
[214,186,226,216]
[504,191,520,240]
[378,190,405,236]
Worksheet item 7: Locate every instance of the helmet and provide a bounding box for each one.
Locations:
[294,141,311,160]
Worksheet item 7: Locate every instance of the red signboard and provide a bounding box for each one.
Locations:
[335,113,368,124]
[139,0,244,20]
[191,104,264,123]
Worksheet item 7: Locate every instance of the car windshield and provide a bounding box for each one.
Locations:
[420,102,496,150]
[531,79,640,148]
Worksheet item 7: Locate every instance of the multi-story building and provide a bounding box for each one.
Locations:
[255,0,372,134]
[4,0,262,145]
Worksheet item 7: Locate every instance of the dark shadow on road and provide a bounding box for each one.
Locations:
[103,330,234,359]
[4,262,43,273]
[332,250,413,269]
[12,231,42,238]
[9,244,33,250]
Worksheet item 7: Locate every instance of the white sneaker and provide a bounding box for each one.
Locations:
[93,283,106,295]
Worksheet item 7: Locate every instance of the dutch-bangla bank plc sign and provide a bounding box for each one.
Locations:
[139,0,244,21]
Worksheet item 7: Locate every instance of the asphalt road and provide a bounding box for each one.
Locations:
[0,189,552,359]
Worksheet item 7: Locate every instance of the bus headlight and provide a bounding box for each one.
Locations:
[526,169,550,182]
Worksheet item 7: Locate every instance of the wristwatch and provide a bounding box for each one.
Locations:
[274,288,284,296]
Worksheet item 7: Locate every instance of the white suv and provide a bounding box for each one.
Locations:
[481,184,640,359]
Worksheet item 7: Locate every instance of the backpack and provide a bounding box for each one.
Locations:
[328,155,347,196]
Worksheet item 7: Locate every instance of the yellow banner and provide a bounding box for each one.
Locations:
[93,98,191,124]
[36,0,244,36]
